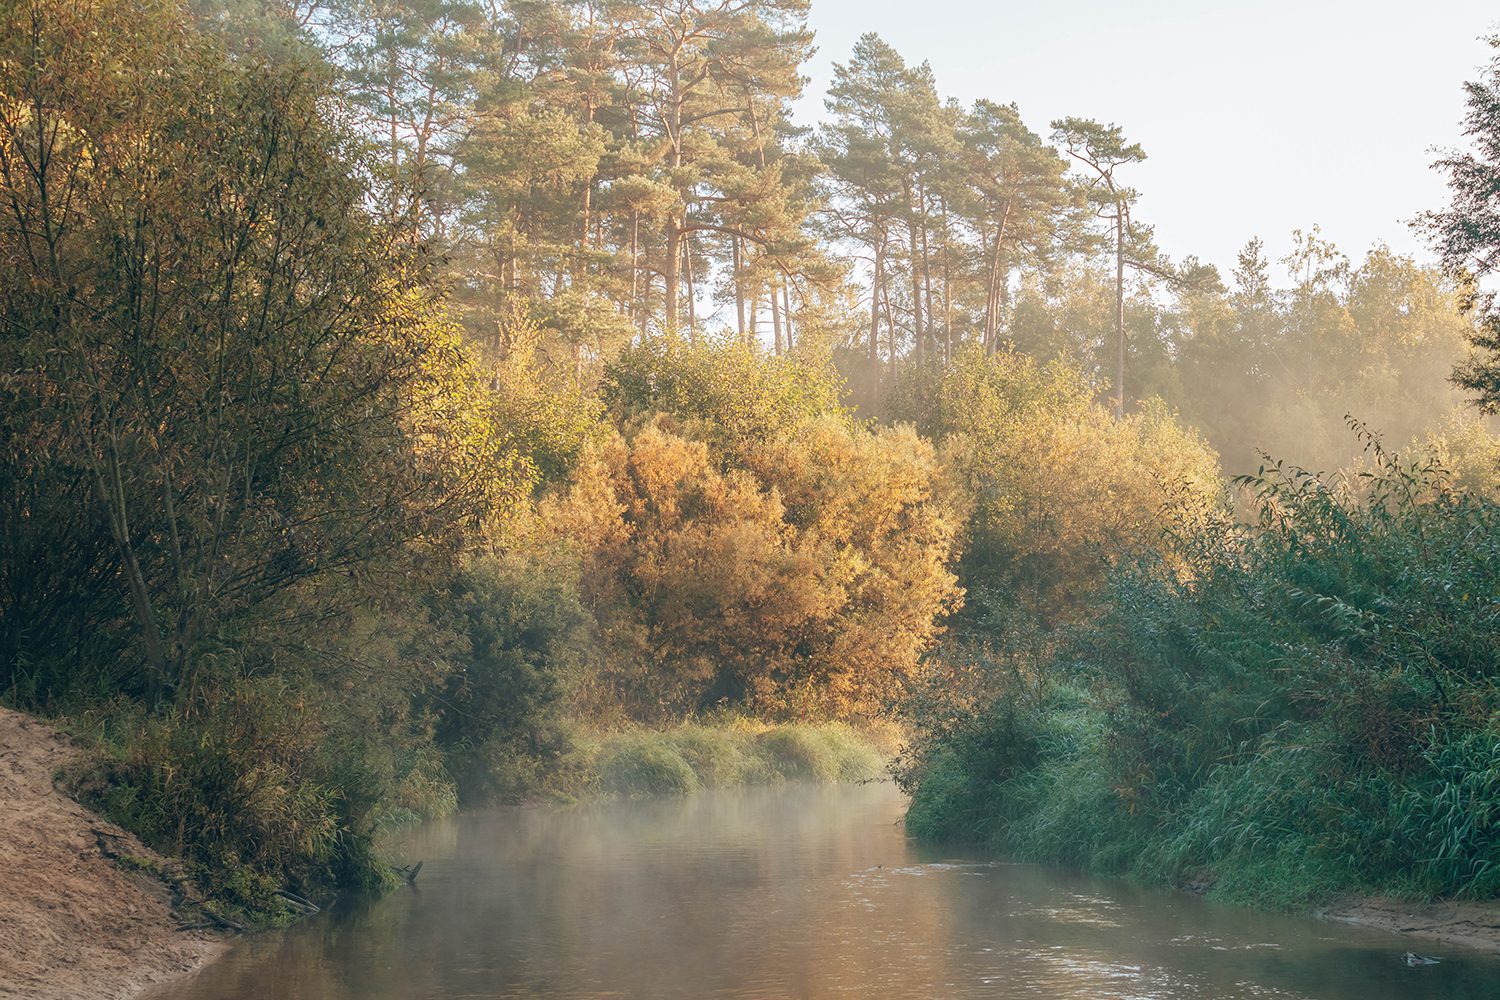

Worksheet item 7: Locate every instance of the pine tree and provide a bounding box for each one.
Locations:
[1051,117,1148,418]
[958,100,1069,354]
[1421,34,1500,411]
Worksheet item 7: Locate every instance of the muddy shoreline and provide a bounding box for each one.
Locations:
[1318,896,1500,955]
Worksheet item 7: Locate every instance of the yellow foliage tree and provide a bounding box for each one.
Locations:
[936,348,1221,631]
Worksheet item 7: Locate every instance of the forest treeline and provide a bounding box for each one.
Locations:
[2,0,1499,918]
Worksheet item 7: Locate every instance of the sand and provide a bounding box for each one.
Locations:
[0,707,224,1000]
[1319,895,1500,954]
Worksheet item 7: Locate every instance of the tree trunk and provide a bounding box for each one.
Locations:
[579,101,596,275]
[664,216,681,339]
[984,206,1012,353]
[918,180,933,364]
[579,180,592,281]
[684,233,696,342]
[88,445,168,700]
[663,49,685,340]
[782,281,794,353]
[630,212,640,321]
[734,237,746,340]
[770,274,783,355]
[905,182,923,361]
[940,195,953,363]
[1114,207,1126,420]
[870,234,884,399]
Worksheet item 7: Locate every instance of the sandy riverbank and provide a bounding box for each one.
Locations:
[0,707,224,1000]
[1319,896,1500,955]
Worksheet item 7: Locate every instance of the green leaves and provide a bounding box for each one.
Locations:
[1421,35,1500,412]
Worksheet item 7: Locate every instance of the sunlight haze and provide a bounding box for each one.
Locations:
[798,0,1497,278]
[8,0,1500,995]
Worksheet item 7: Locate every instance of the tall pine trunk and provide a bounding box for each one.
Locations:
[1114,206,1126,419]
[905,181,923,360]
[870,233,884,399]
[771,275,783,355]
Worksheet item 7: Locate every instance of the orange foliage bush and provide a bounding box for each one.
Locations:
[547,415,962,720]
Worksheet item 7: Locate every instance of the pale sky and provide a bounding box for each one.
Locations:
[793,0,1498,282]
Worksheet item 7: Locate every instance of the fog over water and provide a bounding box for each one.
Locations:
[145,784,1500,1000]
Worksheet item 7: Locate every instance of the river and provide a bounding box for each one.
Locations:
[144,782,1500,999]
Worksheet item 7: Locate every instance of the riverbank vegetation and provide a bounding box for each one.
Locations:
[586,720,888,797]
[900,438,1500,907]
[898,42,1500,908]
[3,0,1499,924]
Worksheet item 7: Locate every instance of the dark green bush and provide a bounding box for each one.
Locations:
[435,553,588,803]
[903,436,1500,906]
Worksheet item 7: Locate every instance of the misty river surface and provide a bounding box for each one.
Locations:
[145,782,1500,1000]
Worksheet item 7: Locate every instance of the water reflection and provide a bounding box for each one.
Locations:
[144,783,1500,999]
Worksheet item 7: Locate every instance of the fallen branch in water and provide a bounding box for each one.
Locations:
[276,890,320,914]
[199,908,245,933]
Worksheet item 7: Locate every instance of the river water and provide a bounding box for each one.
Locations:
[145,782,1500,999]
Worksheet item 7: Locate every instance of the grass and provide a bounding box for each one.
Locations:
[581,720,888,798]
[901,689,1500,912]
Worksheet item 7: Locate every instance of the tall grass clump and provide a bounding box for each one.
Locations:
[595,732,702,796]
[587,721,886,797]
[899,429,1500,908]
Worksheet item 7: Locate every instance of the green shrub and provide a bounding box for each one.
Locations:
[436,552,587,804]
[902,436,1500,907]
[903,749,997,842]
[750,724,884,783]
[603,336,848,453]
[664,725,750,786]
[74,679,419,919]
[753,727,839,781]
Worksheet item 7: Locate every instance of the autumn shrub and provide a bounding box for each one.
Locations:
[930,347,1222,634]
[901,436,1500,906]
[547,412,961,721]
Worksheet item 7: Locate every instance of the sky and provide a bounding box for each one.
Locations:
[792,0,1498,283]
